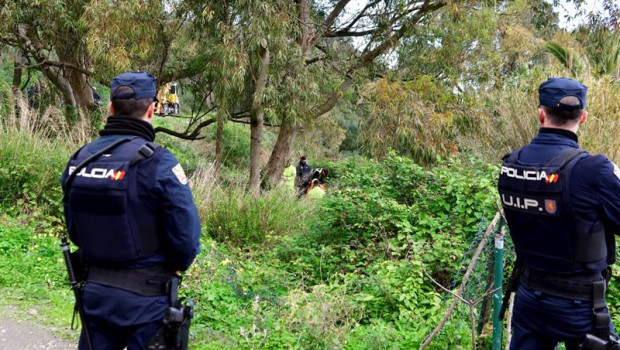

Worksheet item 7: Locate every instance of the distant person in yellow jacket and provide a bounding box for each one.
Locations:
[282,160,296,192]
[306,179,325,199]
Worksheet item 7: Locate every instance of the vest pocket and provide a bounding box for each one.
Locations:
[70,189,139,263]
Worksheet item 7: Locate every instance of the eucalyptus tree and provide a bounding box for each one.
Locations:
[0,0,180,116]
[0,0,95,110]
[180,0,450,192]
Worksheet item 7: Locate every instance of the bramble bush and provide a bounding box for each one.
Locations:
[278,154,499,285]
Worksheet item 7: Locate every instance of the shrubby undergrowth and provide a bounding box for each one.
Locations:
[0,116,503,348]
[4,108,620,349]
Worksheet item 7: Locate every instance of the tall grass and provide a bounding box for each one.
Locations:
[462,73,620,163]
[578,76,620,162]
[0,94,93,231]
[194,166,316,245]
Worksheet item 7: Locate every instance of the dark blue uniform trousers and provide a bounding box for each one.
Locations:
[510,285,613,350]
[78,283,169,350]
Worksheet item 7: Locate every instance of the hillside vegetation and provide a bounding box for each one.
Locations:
[1,0,620,349]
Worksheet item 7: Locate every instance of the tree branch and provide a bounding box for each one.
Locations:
[309,0,352,46]
[325,29,379,37]
[154,118,216,140]
[40,59,93,76]
[332,0,381,34]
[231,119,280,127]
[313,0,446,119]
[305,56,326,65]
[420,212,501,350]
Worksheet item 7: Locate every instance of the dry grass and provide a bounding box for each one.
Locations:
[1,90,94,147]
[462,75,620,163]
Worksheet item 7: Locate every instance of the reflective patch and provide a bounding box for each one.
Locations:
[172,163,188,185]
[614,163,620,180]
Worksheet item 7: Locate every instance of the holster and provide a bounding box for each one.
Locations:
[147,276,194,350]
[70,249,88,283]
[499,258,522,321]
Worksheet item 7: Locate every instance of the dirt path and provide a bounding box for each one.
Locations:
[0,306,75,350]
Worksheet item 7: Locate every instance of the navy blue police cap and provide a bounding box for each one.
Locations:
[110,72,157,100]
[538,77,587,110]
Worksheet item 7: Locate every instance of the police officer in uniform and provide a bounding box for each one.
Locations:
[498,77,620,349]
[295,156,311,185]
[61,72,201,349]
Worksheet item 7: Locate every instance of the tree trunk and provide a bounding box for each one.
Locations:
[12,50,22,90]
[248,46,270,196]
[263,0,310,187]
[15,24,80,112]
[40,66,77,109]
[11,50,22,117]
[56,44,93,108]
[215,118,224,172]
[263,116,299,188]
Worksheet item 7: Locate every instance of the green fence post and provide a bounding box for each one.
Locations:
[492,221,506,350]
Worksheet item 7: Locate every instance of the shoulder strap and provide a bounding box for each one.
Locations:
[503,147,524,163]
[62,137,137,193]
[553,148,587,170]
[129,142,160,166]
[503,147,585,167]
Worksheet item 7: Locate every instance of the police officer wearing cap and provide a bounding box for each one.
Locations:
[498,77,620,349]
[61,72,201,349]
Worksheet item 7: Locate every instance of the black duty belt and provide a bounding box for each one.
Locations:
[520,267,604,301]
[87,265,174,297]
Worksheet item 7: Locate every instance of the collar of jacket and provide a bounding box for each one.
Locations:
[538,127,578,143]
[99,114,155,142]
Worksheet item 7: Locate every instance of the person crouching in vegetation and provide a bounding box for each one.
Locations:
[306,178,326,199]
[61,72,201,349]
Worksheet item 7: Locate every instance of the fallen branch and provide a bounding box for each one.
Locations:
[420,212,501,350]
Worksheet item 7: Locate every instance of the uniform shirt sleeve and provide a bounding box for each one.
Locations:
[591,156,620,233]
[154,151,201,271]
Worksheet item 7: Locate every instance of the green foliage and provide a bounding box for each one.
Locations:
[285,155,498,281]
[0,124,69,233]
[153,118,204,174]
[203,185,313,246]
[544,41,583,77]
[0,218,76,339]
[210,122,251,169]
[358,78,459,164]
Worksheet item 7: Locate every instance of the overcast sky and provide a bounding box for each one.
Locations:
[553,0,613,30]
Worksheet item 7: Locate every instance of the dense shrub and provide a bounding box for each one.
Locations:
[0,123,69,232]
[202,184,315,246]
[278,154,498,284]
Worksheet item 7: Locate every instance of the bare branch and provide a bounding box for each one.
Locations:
[333,0,381,34]
[309,0,351,46]
[305,56,326,65]
[319,0,351,33]
[421,265,468,304]
[154,118,216,140]
[313,0,446,120]
[420,212,501,350]
[40,59,93,77]
[230,119,280,127]
[324,29,379,37]
[351,1,446,72]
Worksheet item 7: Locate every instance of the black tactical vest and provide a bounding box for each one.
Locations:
[63,138,163,265]
[498,147,608,274]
